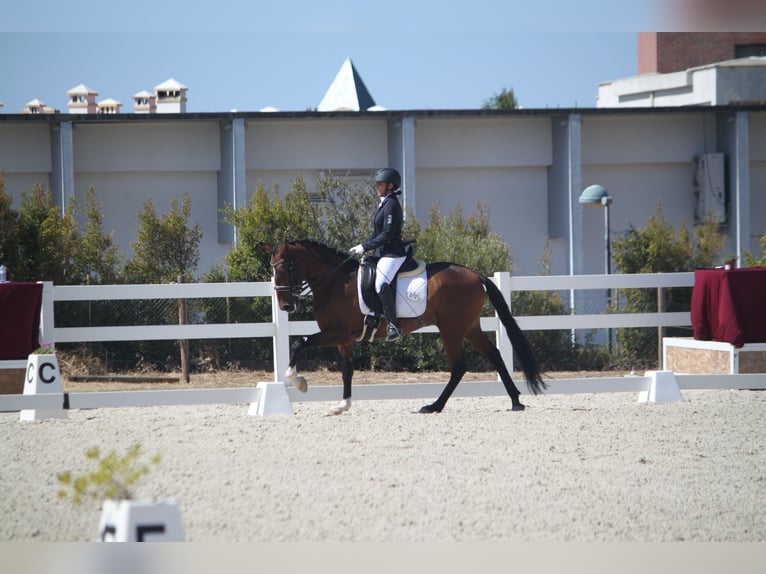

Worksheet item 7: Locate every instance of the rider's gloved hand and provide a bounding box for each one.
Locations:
[349,244,365,256]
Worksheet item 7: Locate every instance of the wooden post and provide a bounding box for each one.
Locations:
[657,286,664,369]
[178,274,190,383]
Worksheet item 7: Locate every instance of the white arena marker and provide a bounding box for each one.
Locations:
[20,353,67,421]
[249,381,293,416]
[638,370,683,404]
[98,499,184,542]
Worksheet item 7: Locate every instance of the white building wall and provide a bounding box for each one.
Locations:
[749,112,766,248]
[245,119,388,198]
[0,123,52,206]
[414,117,552,274]
[71,121,224,270]
[1,109,764,281]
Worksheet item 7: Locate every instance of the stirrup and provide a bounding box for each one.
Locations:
[386,323,402,341]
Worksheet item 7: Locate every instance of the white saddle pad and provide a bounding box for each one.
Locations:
[358,266,428,318]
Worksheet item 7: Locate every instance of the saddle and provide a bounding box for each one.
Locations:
[357,245,428,342]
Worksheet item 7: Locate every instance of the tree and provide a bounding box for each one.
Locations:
[743,233,766,267]
[126,193,202,283]
[14,182,79,284]
[0,173,21,277]
[612,204,726,367]
[76,186,124,284]
[415,201,511,274]
[481,87,519,110]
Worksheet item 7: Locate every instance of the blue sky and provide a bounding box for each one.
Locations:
[1,1,663,113]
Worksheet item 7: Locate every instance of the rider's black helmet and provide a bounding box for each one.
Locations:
[373,168,401,192]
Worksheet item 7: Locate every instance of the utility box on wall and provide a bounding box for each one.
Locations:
[694,153,726,223]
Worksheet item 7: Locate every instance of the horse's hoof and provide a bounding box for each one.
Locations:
[327,399,351,416]
[418,404,442,414]
[512,403,526,412]
[295,376,308,393]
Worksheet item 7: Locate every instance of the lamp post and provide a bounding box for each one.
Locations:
[579,184,613,353]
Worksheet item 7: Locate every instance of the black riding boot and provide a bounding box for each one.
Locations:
[379,283,401,341]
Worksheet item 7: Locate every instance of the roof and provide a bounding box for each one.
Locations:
[318,58,378,112]
[154,78,187,91]
[67,84,98,96]
[133,90,153,98]
[98,98,122,106]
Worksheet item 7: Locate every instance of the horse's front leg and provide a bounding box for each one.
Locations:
[284,335,310,393]
[328,344,355,416]
[284,331,352,394]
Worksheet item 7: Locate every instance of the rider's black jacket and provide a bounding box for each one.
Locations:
[361,193,406,257]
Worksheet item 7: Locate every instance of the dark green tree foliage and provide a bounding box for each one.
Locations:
[743,233,766,267]
[77,186,124,284]
[0,174,21,277]
[612,205,725,367]
[14,183,79,284]
[481,87,519,110]
[126,192,202,283]
[415,202,511,274]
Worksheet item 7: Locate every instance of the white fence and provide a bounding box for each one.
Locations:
[2,271,765,413]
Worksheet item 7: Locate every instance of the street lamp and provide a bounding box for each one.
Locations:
[579,184,613,352]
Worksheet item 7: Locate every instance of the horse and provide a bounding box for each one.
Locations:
[269,239,546,415]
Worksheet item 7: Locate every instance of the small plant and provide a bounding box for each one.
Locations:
[57,443,161,505]
[31,342,54,354]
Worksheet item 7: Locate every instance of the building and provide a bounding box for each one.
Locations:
[97,98,123,114]
[1,106,763,283]
[19,99,58,114]
[318,58,382,112]
[0,37,764,302]
[133,91,157,114]
[66,84,99,114]
[638,33,766,74]
[599,33,766,107]
[154,78,187,113]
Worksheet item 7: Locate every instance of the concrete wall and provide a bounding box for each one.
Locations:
[0,108,764,281]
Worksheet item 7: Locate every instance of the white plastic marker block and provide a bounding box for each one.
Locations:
[20,354,66,421]
[638,370,683,404]
[98,499,185,542]
[249,381,293,416]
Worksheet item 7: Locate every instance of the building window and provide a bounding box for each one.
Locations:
[735,44,766,58]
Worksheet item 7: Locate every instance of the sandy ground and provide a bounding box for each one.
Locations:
[1,366,765,542]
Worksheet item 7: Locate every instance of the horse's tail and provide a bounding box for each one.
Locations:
[480,275,547,395]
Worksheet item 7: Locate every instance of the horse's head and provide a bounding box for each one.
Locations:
[269,241,307,313]
[270,239,355,313]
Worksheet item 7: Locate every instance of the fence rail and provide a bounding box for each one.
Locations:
[3,271,696,379]
[3,270,766,414]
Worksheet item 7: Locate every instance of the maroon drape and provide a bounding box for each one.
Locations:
[691,268,766,348]
[0,282,43,359]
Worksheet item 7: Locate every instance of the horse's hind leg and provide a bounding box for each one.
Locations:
[466,326,525,411]
[419,334,467,414]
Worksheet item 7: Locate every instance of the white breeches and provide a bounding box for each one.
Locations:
[375,255,406,292]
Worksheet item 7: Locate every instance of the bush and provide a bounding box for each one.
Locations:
[612,206,725,368]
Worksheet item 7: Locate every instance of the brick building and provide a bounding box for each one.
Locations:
[639,32,766,74]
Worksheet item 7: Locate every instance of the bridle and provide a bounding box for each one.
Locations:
[271,249,356,308]
[271,257,311,302]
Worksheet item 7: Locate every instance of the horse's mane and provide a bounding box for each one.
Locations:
[289,239,360,271]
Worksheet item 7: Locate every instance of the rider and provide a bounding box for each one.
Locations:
[349,168,406,341]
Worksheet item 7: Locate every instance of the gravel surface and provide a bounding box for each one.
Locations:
[1,373,764,542]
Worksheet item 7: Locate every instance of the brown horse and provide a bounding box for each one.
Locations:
[269,239,545,415]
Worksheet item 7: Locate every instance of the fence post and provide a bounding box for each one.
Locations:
[38,281,55,349]
[493,272,514,376]
[177,275,190,383]
[271,277,290,383]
